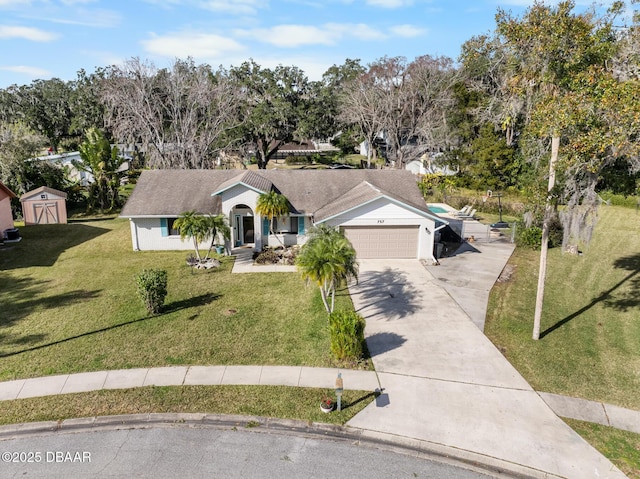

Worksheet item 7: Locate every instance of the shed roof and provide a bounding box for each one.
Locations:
[0,181,16,199]
[20,186,68,202]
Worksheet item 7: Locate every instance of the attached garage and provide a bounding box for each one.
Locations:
[342,226,419,259]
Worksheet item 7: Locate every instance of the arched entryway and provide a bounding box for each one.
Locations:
[230,204,255,247]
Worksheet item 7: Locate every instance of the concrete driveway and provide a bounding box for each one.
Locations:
[346,256,626,479]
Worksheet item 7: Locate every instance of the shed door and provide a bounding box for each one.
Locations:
[33,202,59,224]
[342,226,418,259]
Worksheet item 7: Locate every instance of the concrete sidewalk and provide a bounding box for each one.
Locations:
[0,366,379,401]
[346,254,628,479]
[0,366,638,438]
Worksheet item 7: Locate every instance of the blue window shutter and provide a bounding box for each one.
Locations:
[298,216,305,235]
[160,218,168,237]
[262,217,270,236]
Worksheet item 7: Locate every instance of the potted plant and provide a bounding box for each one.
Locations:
[320,396,334,413]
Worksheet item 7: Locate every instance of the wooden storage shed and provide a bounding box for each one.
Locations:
[20,186,68,225]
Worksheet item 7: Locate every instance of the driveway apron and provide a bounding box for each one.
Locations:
[346,258,625,479]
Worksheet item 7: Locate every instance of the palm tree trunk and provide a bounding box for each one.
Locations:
[193,238,201,261]
[329,279,336,313]
[533,134,559,340]
[319,283,331,313]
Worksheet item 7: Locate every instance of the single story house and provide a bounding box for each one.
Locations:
[0,181,16,236]
[120,169,449,261]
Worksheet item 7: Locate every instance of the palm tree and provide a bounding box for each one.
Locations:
[173,210,208,261]
[296,225,358,314]
[75,127,125,213]
[255,190,289,247]
[203,214,231,259]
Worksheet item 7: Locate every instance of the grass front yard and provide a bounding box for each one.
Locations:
[486,205,640,410]
[0,386,375,427]
[0,218,359,381]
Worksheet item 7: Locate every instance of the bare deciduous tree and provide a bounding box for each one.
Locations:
[339,55,457,169]
[100,58,239,169]
[338,69,386,168]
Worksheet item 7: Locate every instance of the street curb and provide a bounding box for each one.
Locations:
[0,413,556,479]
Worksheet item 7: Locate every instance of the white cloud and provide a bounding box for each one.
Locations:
[43,8,121,28]
[142,31,246,60]
[0,25,58,41]
[366,0,413,8]
[198,0,265,15]
[0,65,50,77]
[60,0,96,5]
[238,22,387,47]
[237,24,337,47]
[389,24,426,38]
[0,0,31,7]
[341,23,387,41]
[248,55,335,80]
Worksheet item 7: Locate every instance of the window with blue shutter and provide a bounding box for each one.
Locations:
[160,218,169,237]
[262,217,270,236]
[298,216,305,235]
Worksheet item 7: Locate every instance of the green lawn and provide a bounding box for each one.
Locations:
[0,218,360,381]
[0,386,375,427]
[485,205,640,409]
[564,419,640,479]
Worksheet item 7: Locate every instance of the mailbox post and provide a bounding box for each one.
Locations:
[335,372,344,412]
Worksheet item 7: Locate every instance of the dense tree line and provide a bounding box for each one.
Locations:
[0,1,637,204]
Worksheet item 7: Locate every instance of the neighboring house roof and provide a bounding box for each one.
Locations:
[0,181,16,199]
[20,186,68,202]
[121,169,445,223]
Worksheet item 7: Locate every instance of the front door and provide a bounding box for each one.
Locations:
[243,216,254,243]
[234,214,243,246]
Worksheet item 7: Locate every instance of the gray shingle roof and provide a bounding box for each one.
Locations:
[121,169,438,221]
[212,170,273,195]
[313,181,383,222]
[120,169,228,217]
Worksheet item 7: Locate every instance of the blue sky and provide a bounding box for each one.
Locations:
[0,0,624,88]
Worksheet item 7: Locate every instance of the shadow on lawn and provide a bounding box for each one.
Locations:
[540,253,640,339]
[0,293,221,358]
[0,223,110,270]
[0,276,102,325]
[350,268,420,320]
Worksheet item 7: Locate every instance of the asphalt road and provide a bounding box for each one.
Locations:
[0,426,496,478]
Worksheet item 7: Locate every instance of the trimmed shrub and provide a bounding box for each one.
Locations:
[515,216,563,250]
[329,310,366,361]
[135,269,168,314]
[516,224,543,249]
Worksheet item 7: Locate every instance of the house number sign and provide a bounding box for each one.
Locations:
[377,219,384,224]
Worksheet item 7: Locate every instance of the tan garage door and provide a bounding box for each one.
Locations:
[342,226,419,259]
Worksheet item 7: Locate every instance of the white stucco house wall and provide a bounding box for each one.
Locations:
[120,169,448,261]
